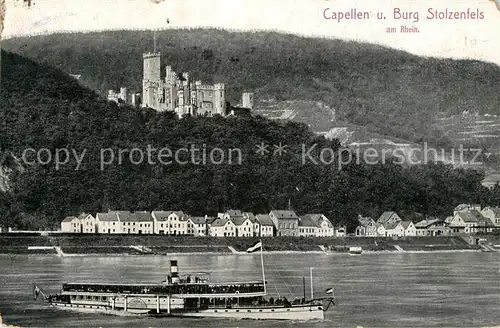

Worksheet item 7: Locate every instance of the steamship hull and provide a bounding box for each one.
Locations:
[48,301,325,320]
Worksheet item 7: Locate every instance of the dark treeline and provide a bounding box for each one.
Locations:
[1,50,499,231]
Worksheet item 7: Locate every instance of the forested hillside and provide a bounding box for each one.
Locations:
[4,29,500,148]
[1,50,499,231]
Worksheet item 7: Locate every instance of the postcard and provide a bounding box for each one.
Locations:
[1,1,499,327]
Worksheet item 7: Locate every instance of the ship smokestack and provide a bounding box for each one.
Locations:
[170,260,180,284]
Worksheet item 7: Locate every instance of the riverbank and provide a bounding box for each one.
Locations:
[0,234,492,255]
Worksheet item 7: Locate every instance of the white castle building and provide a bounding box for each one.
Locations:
[108,51,254,117]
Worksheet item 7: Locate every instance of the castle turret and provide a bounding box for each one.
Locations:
[214,83,226,115]
[242,92,254,110]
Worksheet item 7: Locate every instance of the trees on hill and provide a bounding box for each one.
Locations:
[0,50,492,230]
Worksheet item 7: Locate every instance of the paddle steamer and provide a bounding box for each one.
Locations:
[33,242,335,320]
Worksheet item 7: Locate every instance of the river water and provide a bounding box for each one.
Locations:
[0,252,499,327]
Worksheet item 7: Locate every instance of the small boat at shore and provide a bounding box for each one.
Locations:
[33,241,335,320]
[349,247,363,255]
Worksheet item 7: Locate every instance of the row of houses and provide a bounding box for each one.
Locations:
[355,204,500,237]
[61,210,347,238]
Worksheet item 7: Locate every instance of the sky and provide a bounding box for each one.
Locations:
[2,0,500,65]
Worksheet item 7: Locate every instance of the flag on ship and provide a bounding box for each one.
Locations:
[325,287,334,295]
[246,241,262,253]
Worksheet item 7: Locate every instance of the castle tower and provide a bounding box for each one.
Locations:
[142,52,161,109]
[143,53,161,82]
[214,83,226,115]
[242,92,254,110]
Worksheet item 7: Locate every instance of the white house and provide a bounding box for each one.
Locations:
[232,217,254,237]
[255,214,275,237]
[334,225,347,237]
[118,211,154,235]
[481,207,500,227]
[302,214,334,237]
[151,211,188,235]
[187,217,207,236]
[169,211,188,235]
[355,216,378,237]
[383,221,405,237]
[78,213,97,233]
[448,210,484,234]
[298,216,318,237]
[61,216,80,233]
[401,221,416,236]
[96,212,121,234]
[152,211,173,235]
[415,219,451,236]
[242,212,260,236]
[209,218,236,237]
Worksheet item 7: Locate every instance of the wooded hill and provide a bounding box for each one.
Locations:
[1,49,498,231]
[3,29,500,148]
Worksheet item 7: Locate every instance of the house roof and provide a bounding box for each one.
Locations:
[454,204,480,212]
[189,217,206,225]
[401,221,413,229]
[172,211,186,218]
[456,210,484,223]
[303,214,333,227]
[77,213,92,221]
[152,211,173,221]
[62,216,77,223]
[256,214,275,226]
[231,216,250,226]
[97,212,119,222]
[210,218,231,227]
[377,211,400,224]
[270,210,299,219]
[205,216,217,225]
[152,211,186,221]
[134,211,154,222]
[357,217,375,227]
[454,204,470,211]
[243,212,256,220]
[384,221,402,230]
[299,217,319,228]
[444,216,453,224]
[478,217,495,227]
[415,219,441,228]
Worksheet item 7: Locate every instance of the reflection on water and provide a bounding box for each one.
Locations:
[0,252,499,327]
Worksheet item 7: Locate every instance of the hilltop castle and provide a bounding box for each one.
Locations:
[108,52,254,117]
